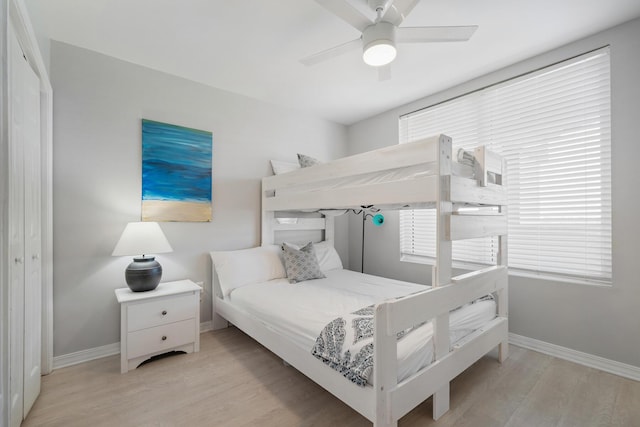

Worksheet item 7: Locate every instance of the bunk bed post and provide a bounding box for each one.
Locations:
[324,214,335,243]
[432,135,453,420]
[497,234,509,363]
[497,162,509,363]
[474,146,487,187]
[374,303,398,427]
[211,267,229,330]
[261,179,275,245]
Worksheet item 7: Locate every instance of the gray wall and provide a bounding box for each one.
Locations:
[50,41,348,357]
[346,18,640,368]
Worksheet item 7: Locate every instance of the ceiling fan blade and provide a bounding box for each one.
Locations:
[315,0,372,32]
[396,26,478,43]
[300,38,362,66]
[382,0,420,26]
[377,65,392,81]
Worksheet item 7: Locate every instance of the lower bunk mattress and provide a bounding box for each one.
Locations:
[228,268,496,384]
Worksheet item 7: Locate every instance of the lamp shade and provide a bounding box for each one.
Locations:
[112,222,173,256]
[112,222,173,292]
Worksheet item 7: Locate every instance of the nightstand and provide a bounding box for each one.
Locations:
[115,279,201,373]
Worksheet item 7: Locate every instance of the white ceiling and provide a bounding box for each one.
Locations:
[25,0,640,125]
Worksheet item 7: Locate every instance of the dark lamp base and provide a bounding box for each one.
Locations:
[125,256,163,292]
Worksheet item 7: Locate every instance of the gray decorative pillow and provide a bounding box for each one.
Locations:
[297,153,321,168]
[281,242,326,283]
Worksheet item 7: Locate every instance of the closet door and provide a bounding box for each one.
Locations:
[22,45,42,414]
[8,26,26,427]
[8,24,42,426]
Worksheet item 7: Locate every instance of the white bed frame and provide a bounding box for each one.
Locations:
[211,134,508,426]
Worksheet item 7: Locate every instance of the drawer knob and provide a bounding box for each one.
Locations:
[161,310,167,316]
[161,336,167,341]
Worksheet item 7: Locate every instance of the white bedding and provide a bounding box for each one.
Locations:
[228,268,496,383]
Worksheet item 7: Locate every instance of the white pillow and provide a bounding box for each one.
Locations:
[283,241,343,272]
[314,241,344,271]
[210,245,286,297]
[270,159,300,175]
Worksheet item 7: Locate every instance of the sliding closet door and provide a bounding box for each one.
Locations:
[22,46,42,415]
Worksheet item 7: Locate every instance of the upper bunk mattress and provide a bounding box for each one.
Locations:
[228,268,496,383]
[274,161,474,197]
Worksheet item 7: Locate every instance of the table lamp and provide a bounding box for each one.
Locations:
[112,222,173,292]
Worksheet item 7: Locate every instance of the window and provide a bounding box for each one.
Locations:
[400,48,612,285]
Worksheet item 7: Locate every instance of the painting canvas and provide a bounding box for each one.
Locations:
[141,119,213,222]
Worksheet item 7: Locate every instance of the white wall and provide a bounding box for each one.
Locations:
[23,0,49,72]
[347,18,640,368]
[50,41,348,357]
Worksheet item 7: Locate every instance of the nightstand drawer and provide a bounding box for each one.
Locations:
[127,294,195,332]
[127,318,197,359]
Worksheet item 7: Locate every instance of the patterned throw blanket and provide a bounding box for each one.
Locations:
[311,295,494,386]
[311,305,422,386]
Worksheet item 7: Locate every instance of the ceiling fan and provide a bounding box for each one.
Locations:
[301,0,477,69]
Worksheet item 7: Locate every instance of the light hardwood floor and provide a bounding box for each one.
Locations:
[23,327,640,427]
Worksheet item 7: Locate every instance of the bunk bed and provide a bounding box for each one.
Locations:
[210,134,508,426]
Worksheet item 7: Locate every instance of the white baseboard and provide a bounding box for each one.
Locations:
[53,342,121,370]
[52,321,214,370]
[199,320,213,333]
[509,333,640,382]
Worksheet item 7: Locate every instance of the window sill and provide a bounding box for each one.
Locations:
[400,254,612,288]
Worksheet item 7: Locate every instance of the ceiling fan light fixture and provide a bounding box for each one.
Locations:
[362,21,397,67]
[363,40,396,66]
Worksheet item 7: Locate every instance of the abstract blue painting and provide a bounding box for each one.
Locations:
[141,119,213,222]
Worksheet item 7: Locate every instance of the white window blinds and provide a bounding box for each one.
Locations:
[400,48,612,284]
